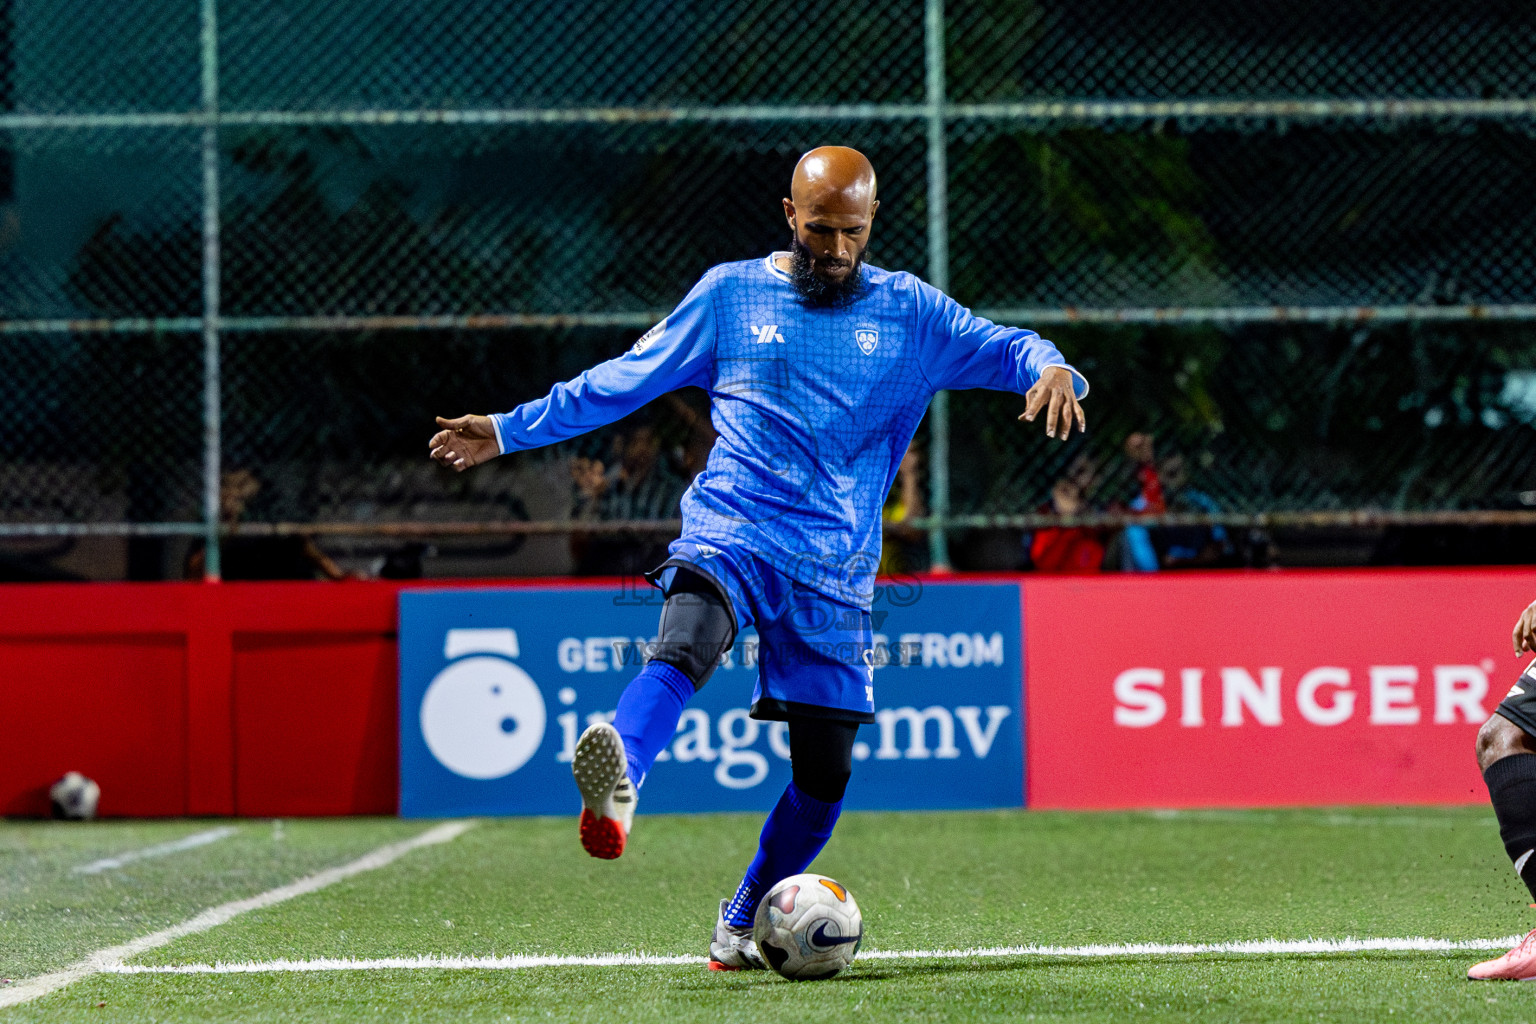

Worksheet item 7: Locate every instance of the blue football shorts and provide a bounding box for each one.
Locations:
[649,538,875,723]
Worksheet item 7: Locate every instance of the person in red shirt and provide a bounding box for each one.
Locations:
[1029,477,1105,573]
[1123,431,1166,514]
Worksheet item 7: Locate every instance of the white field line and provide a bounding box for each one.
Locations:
[74,826,239,875]
[98,935,1522,975]
[0,821,475,1009]
[1140,810,1495,829]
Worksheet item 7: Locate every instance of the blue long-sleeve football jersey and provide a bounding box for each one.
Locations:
[491,253,1088,607]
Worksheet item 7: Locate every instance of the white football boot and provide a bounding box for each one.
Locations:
[572,723,635,859]
[708,898,766,971]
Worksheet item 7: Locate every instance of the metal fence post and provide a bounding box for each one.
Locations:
[924,0,951,571]
[200,0,222,580]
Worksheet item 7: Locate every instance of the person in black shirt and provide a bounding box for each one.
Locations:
[568,422,689,577]
[184,469,352,581]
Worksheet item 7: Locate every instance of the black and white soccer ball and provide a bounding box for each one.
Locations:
[49,772,100,820]
[752,873,863,980]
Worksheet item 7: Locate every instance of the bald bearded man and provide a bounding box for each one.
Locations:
[430,146,1088,970]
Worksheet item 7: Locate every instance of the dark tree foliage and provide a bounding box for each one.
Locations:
[38,0,1536,530]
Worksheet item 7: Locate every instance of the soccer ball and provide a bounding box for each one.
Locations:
[49,772,100,820]
[752,873,863,980]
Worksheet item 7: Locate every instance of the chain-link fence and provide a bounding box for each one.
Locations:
[3,0,1536,579]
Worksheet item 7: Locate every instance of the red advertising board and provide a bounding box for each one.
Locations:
[1023,569,1536,809]
[4,569,1535,816]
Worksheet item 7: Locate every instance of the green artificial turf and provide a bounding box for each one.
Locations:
[4,807,1534,1023]
[0,819,424,979]
[25,957,1536,1024]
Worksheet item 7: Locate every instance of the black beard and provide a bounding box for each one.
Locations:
[788,237,866,309]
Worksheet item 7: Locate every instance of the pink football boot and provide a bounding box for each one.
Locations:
[1469,929,1536,981]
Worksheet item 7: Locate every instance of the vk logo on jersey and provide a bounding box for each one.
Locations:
[855,328,878,354]
[749,324,785,344]
[399,583,1023,817]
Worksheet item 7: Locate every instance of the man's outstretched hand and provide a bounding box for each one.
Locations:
[429,414,499,472]
[1019,365,1086,441]
[1513,598,1536,655]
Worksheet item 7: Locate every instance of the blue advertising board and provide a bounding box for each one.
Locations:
[399,581,1022,817]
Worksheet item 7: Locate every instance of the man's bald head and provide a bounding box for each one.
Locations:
[790,147,877,211]
[782,146,880,307]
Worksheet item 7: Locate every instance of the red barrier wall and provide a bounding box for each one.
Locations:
[0,577,631,817]
[1023,569,1536,809]
[0,581,412,817]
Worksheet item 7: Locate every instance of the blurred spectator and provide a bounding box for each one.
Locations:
[184,469,354,581]
[1029,476,1106,573]
[1122,432,1166,514]
[1155,452,1240,568]
[570,420,689,576]
[880,443,930,575]
[1064,452,1099,504]
[1114,432,1164,572]
[0,539,87,582]
[663,391,719,479]
[374,542,434,579]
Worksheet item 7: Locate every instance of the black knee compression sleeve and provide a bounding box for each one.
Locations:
[650,568,736,690]
[1485,752,1536,901]
[787,717,860,804]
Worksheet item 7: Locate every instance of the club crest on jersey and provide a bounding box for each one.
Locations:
[855,328,879,355]
[750,324,785,344]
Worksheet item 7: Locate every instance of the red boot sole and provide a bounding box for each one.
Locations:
[579,809,626,860]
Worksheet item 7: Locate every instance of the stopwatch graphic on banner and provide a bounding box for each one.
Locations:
[419,628,546,780]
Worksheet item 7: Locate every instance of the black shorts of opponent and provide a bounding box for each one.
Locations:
[1497,663,1536,738]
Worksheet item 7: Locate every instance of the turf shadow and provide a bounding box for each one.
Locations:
[846,949,1477,980]
[678,949,1479,989]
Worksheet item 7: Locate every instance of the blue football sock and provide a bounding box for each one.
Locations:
[723,781,842,929]
[612,660,694,789]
